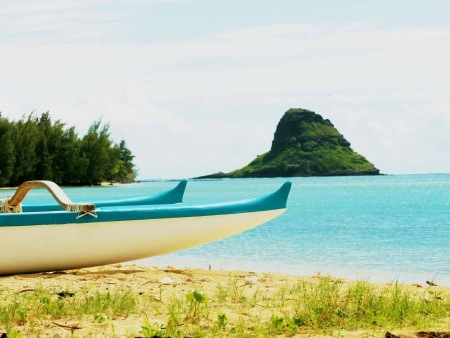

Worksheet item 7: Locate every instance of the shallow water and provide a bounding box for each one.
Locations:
[3,174,449,285]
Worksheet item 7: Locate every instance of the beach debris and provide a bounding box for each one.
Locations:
[385,332,409,338]
[161,276,174,285]
[244,276,258,285]
[57,291,75,298]
[163,268,185,274]
[52,321,82,330]
[17,288,36,293]
[426,280,437,286]
[416,331,449,338]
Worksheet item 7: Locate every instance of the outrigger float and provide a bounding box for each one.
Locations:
[0,180,291,275]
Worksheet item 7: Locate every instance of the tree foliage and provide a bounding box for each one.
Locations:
[0,112,136,187]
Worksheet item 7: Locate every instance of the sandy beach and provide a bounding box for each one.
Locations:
[1,264,449,337]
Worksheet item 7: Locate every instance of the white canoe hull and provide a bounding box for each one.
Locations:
[0,209,284,275]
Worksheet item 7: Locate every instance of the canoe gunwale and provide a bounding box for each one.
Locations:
[0,181,292,227]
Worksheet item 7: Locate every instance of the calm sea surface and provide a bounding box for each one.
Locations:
[4,175,449,285]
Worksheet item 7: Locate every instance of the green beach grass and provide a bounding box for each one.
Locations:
[0,265,449,337]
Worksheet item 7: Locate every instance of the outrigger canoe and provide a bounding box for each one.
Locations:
[17,180,187,212]
[0,181,291,275]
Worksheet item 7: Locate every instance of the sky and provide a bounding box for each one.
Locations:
[1,0,449,179]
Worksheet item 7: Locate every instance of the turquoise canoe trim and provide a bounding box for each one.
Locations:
[0,181,292,227]
[21,180,187,212]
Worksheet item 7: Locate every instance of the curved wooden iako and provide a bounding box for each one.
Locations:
[6,180,96,213]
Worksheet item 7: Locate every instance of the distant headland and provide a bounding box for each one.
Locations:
[198,108,380,178]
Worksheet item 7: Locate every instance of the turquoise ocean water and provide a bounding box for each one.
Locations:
[4,175,449,285]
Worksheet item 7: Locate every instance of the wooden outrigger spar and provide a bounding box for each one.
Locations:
[2,180,95,213]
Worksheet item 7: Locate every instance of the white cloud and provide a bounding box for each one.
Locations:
[1,19,449,177]
[325,99,450,174]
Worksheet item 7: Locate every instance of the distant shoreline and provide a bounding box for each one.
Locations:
[0,181,134,191]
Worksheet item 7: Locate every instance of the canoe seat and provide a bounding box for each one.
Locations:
[0,180,96,213]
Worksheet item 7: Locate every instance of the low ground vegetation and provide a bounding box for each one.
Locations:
[0,266,448,337]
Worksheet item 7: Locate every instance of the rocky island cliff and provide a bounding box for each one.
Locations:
[200,108,380,178]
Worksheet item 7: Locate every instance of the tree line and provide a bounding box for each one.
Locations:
[0,112,136,187]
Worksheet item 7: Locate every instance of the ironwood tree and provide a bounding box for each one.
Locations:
[0,112,136,187]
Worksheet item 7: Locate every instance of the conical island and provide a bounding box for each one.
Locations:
[200,108,380,178]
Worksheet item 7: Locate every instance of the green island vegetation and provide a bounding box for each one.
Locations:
[0,275,448,337]
[200,108,380,178]
[0,112,136,187]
